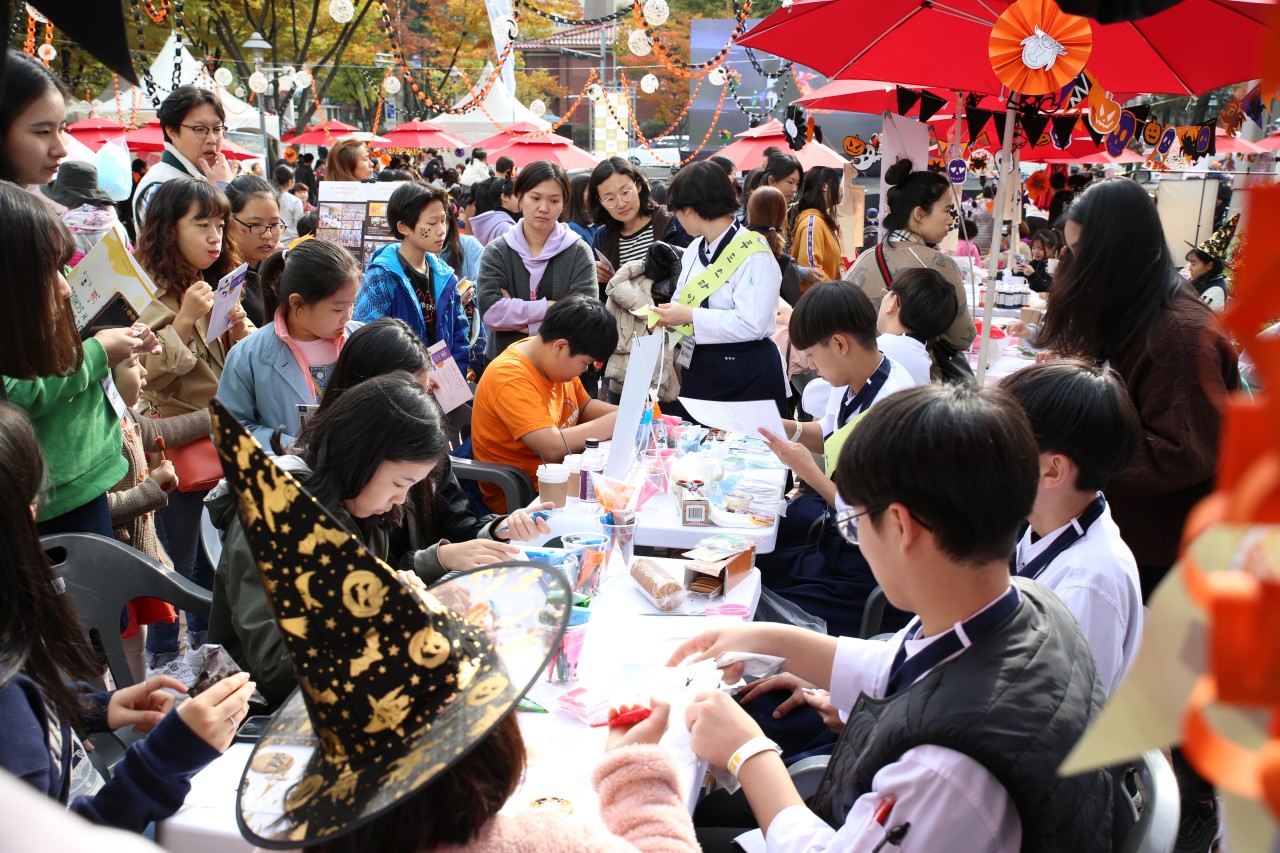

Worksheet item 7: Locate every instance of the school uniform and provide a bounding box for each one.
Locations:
[670,223,788,417]
[875,333,931,386]
[1015,494,1143,696]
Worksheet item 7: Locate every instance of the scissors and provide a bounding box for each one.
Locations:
[691,602,751,620]
[676,478,705,497]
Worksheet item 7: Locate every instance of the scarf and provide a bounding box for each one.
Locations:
[504,220,582,300]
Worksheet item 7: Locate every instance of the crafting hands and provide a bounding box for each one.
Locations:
[128,322,161,355]
[605,699,671,752]
[666,625,755,684]
[686,690,765,769]
[148,459,179,493]
[107,675,183,733]
[737,673,844,732]
[176,671,255,753]
[757,427,817,479]
[438,538,521,572]
[1013,262,1034,276]
[94,327,153,367]
[495,500,555,542]
[195,150,235,184]
[650,302,694,328]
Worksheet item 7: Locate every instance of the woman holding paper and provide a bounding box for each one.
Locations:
[135,178,252,685]
[651,161,788,418]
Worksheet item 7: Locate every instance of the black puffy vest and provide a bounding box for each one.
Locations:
[809,579,1113,852]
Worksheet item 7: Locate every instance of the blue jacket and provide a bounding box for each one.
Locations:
[443,233,485,284]
[218,319,362,451]
[357,242,470,374]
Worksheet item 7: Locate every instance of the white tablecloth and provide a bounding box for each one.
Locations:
[158,561,763,850]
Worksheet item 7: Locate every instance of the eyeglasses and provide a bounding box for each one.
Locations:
[181,124,229,139]
[233,216,284,236]
[599,186,638,208]
[835,505,933,545]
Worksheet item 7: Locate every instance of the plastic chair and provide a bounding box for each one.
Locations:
[788,754,830,799]
[451,455,536,514]
[1113,750,1180,853]
[200,505,223,569]
[859,586,889,639]
[42,533,214,693]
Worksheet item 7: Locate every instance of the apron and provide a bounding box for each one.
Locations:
[678,338,790,418]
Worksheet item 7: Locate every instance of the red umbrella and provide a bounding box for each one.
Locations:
[739,0,1271,97]
[1214,131,1263,155]
[66,117,125,151]
[474,122,550,152]
[281,120,360,146]
[220,139,260,161]
[379,120,469,152]
[716,119,848,170]
[123,120,259,161]
[1255,134,1280,152]
[484,133,600,170]
[796,79,1006,116]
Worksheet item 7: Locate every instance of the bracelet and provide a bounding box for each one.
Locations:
[727,736,782,779]
[789,422,804,443]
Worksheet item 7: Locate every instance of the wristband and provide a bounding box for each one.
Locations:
[789,422,804,443]
[727,736,782,779]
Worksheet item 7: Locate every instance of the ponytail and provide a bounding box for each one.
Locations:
[259,238,359,322]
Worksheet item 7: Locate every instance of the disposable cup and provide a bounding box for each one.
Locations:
[537,464,570,508]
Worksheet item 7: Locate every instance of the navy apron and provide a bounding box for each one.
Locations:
[677,338,790,420]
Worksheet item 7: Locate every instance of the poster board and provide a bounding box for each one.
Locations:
[878,113,931,243]
[316,181,399,268]
[1154,179,1217,260]
[835,163,865,263]
[605,332,664,480]
[66,222,158,332]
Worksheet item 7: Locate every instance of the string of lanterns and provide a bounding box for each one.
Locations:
[633,0,752,78]
[613,70,730,167]
[456,65,598,138]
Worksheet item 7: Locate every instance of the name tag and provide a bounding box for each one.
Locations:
[676,338,695,369]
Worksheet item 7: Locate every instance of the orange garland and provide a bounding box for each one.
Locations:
[634,0,753,79]
[139,0,171,24]
[456,66,599,139]
[616,71,730,167]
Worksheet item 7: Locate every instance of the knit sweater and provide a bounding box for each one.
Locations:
[433,746,698,852]
[4,340,127,521]
[1105,290,1239,567]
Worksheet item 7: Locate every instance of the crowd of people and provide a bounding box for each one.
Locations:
[0,45,1256,853]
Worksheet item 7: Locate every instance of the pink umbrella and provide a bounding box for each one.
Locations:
[66,117,125,151]
[379,120,468,152]
[1254,134,1280,152]
[474,122,549,152]
[124,120,258,161]
[1213,131,1263,155]
[484,133,600,170]
[281,120,360,146]
[716,119,848,171]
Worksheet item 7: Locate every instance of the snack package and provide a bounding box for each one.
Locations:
[630,558,687,612]
[187,644,267,705]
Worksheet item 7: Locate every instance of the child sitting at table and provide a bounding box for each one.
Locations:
[999,359,1144,696]
[470,295,619,513]
[671,383,1114,852]
[0,403,252,834]
[756,281,919,636]
[874,267,959,386]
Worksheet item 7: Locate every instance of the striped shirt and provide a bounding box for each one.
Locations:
[617,220,656,268]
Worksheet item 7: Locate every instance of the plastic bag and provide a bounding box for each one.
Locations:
[93,136,133,202]
[752,587,827,634]
[187,644,268,705]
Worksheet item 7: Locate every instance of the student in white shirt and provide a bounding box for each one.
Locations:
[652,161,788,417]
[1000,359,1145,696]
[875,267,960,386]
[670,384,1114,852]
[754,282,917,636]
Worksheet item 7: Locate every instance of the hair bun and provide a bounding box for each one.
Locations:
[884,158,915,187]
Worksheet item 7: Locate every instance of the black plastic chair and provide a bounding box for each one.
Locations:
[859,586,890,640]
[451,456,536,514]
[1113,751,1180,853]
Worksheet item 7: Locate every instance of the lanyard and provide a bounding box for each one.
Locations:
[838,357,891,428]
[886,586,1021,696]
[1016,495,1107,581]
[669,225,770,342]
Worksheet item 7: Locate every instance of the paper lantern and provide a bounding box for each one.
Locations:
[989,0,1092,95]
[294,70,313,90]
[25,3,48,23]
[383,76,401,95]
[587,83,604,102]
[328,0,354,23]
[640,74,659,94]
[708,67,727,86]
[214,67,234,87]
[235,86,247,99]
[284,148,298,164]
[628,30,652,56]
[494,15,518,46]
[37,43,56,61]
[643,0,670,26]
[528,99,546,116]
[248,72,270,94]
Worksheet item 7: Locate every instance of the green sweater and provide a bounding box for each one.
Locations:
[4,340,127,521]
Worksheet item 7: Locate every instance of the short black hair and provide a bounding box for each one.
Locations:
[891,268,958,340]
[387,182,447,238]
[667,160,739,220]
[494,155,515,175]
[538,295,617,362]
[272,163,295,188]
[833,383,1040,565]
[1050,172,1067,190]
[471,178,496,214]
[157,85,225,145]
[960,218,978,240]
[487,176,516,209]
[473,148,488,162]
[998,359,1140,492]
[588,157,654,229]
[789,280,878,351]
[709,156,736,177]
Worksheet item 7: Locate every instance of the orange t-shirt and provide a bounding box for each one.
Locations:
[471,339,589,513]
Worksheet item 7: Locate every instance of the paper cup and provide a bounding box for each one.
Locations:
[537,464,570,508]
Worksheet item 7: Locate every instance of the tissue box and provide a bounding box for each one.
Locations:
[681,543,756,595]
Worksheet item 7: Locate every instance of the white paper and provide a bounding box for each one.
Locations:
[205,262,248,343]
[66,222,158,332]
[426,340,473,413]
[677,397,786,445]
[605,333,664,480]
[879,113,932,244]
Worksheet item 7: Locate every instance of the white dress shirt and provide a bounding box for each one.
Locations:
[876,333,932,385]
[817,356,917,438]
[673,225,782,345]
[759,591,1024,853]
[1016,499,1144,696]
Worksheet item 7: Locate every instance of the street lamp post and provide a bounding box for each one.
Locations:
[242,31,274,167]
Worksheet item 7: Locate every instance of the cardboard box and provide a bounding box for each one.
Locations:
[1019,307,1044,327]
[677,485,710,527]
[681,543,756,595]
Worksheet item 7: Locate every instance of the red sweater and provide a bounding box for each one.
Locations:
[1105,290,1239,568]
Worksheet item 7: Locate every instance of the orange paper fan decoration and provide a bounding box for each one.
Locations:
[989,0,1093,96]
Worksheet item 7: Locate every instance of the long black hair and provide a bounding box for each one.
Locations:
[0,49,70,183]
[795,166,842,230]
[881,159,950,235]
[1033,178,1186,361]
[0,404,100,729]
[567,172,593,229]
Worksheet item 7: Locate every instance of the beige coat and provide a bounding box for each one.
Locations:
[603,259,679,402]
[138,288,251,416]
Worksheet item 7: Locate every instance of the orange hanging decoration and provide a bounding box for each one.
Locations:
[989,0,1092,96]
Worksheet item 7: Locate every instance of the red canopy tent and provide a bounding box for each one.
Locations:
[281,120,360,146]
[66,117,125,151]
[716,119,848,171]
[378,120,468,152]
[484,133,600,170]
[122,120,256,160]
[473,122,550,153]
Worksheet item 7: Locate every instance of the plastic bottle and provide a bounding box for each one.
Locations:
[580,438,604,505]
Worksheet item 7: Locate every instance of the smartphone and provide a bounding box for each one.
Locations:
[234,715,273,743]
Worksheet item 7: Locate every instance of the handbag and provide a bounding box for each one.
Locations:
[156,416,222,493]
[874,244,976,384]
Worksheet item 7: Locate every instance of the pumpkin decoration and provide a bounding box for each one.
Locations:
[843,135,867,158]
[989,0,1092,95]
[1142,118,1163,147]
[1086,86,1121,135]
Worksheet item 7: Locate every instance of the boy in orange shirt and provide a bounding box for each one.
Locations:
[471,295,619,512]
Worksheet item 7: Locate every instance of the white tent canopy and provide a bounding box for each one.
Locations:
[91,32,280,137]
[429,63,550,144]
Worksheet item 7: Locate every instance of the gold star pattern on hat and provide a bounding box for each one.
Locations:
[1195,212,1241,261]
[206,400,570,849]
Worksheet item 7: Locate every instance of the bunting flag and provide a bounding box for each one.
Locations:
[919,91,947,123]
[896,86,922,116]
[1220,96,1245,137]
[1200,122,1217,157]
[1129,104,1151,124]
[966,107,994,142]
[1062,71,1092,109]
[1083,120,1105,147]
[1051,114,1080,148]
[1021,112,1052,148]
[992,111,1010,143]
[1241,83,1268,129]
